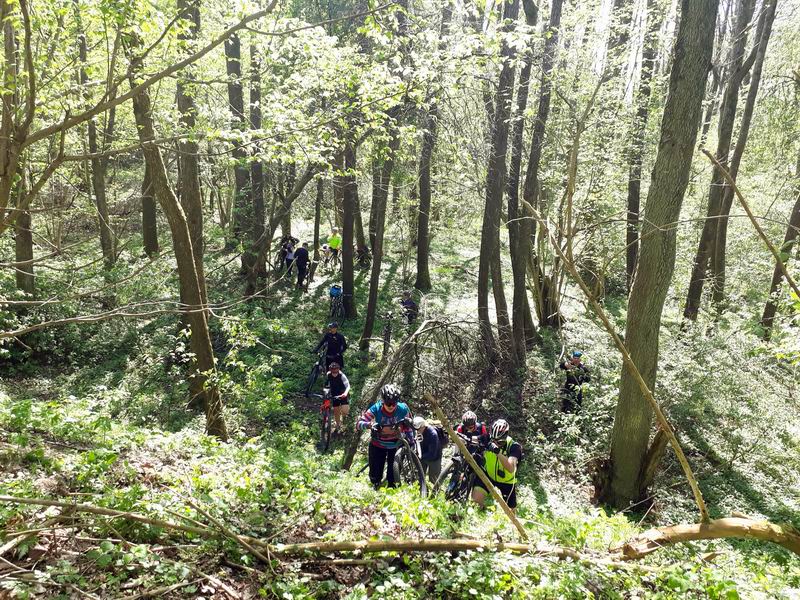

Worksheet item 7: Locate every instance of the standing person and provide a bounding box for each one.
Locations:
[559,350,591,412]
[284,238,296,274]
[295,242,310,289]
[357,384,412,489]
[400,290,418,326]
[471,419,522,513]
[413,416,443,484]
[312,322,347,369]
[325,362,350,434]
[328,227,342,264]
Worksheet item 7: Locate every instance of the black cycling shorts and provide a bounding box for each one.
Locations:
[332,395,349,407]
[472,479,518,509]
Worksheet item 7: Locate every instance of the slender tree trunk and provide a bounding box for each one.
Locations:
[711,0,777,308]
[368,166,378,251]
[342,142,358,319]
[683,0,755,321]
[602,0,718,508]
[333,152,345,231]
[314,177,323,261]
[354,182,366,251]
[280,163,294,237]
[142,162,159,257]
[698,0,732,148]
[625,0,664,291]
[414,106,436,292]
[361,128,400,351]
[760,148,800,337]
[522,0,563,329]
[14,175,34,297]
[176,0,206,306]
[478,0,520,360]
[249,43,266,277]
[507,0,539,360]
[128,42,228,440]
[225,33,251,243]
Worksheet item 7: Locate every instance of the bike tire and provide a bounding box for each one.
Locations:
[393,444,427,498]
[432,460,455,496]
[320,407,332,452]
[306,363,321,397]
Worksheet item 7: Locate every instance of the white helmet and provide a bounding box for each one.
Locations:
[412,416,425,430]
[490,419,509,440]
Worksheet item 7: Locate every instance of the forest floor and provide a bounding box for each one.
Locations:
[1,233,800,599]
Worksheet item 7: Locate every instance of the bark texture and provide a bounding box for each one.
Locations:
[141,162,159,257]
[342,142,358,319]
[225,33,251,242]
[605,0,718,508]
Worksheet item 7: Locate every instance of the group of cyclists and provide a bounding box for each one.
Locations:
[277,227,343,289]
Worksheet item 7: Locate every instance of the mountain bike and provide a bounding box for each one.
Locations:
[324,247,342,272]
[329,285,345,321]
[432,432,485,503]
[377,422,427,498]
[309,387,334,453]
[305,348,327,396]
[356,246,372,270]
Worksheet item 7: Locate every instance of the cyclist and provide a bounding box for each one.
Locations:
[357,384,412,489]
[328,228,342,262]
[456,410,489,446]
[325,362,350,434]
[312,322,348,370]
[413,416,443,484]
[471,419,522,513]
[559,350,591,413]
[400,290,418,325]
[295,242,310,289]
[278,234,299,272]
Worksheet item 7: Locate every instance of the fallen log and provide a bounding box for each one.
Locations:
[615,517,800,559]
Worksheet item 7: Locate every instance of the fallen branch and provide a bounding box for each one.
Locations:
[615,517,800,559]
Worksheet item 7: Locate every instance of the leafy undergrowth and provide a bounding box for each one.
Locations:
[1,380,799,599]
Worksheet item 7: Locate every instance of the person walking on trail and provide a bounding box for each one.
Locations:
[456,410,489,446]
[313,322,347,370]
[413,416,443,484]
[325,362,350,435]
[295,242,310,289]
[284,238,296,274]
[279,234,298,272]
[328,227,342,261]
[559,350,591,413]
[400,290,418,326]
[357,384,412,489]
[471,419,522,513]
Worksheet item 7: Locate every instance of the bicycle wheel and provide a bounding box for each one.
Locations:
[333,298,345,321]
[306,363,321,396]
[432,460,456,496]
[320,407,332,452]
[393,445,427,498]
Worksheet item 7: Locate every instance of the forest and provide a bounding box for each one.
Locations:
[0,0,799,596]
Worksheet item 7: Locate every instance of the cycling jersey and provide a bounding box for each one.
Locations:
[358,401,411,449]
[326,371,350,398]
[328,234,342,250]
[456,422,489,446]
[314,332,347,357]
[483,437,522,484]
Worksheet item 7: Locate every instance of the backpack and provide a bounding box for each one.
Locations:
[427,419,449,449]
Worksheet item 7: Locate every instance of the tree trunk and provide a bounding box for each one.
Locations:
[360,127,400,351]
[711,0,777,309]
[128,41,228,440]
[354,183,366,251]
[176,0,206,305]
[14,177,34,297]
[142,162,159,257]
[368,165,378,251]
[683,0,755,321]
[342,142,358,319]
[280,163,295,238]
[625,0,664,291]
[414,106,436,292]
[249,43,266,277]
[477,0,520,360]
[698,0,732,148]
[507,0,539,360]
[314,177,323,261]
[603,0,718,509]
[761,149,800,337]
[225,33,251,243]
[522,0,563,329]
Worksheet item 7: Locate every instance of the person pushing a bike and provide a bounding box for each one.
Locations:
[325,362,350,435]
[559,350,590,413]
[313,322,347,370]
[413,416,443,484]
[471,419,522,513]
[357,384,412,489]
[456,410,489,446]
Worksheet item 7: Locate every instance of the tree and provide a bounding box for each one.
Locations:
[225,32,252,245]
[142,162,159,258]
[342,142,358,320]
[477,0,520,359]
[683,0,756,320]
[127,35,228,440]
[522,0,564,329]
[602,0,719,508]
[248,42,267,278]
[710,0,778,308]
[14,176,34,297]
[761,147,800,337]
[625,0,665,290]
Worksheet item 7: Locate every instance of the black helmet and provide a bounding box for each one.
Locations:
[380,384,402,405]
[328,322,339,329]
[462,410,477,428]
